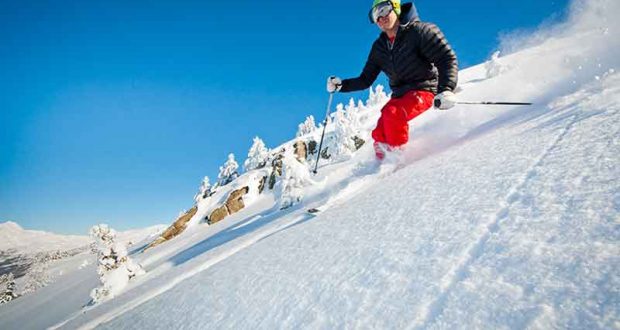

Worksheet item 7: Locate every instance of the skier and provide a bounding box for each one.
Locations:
[327,0,458,160]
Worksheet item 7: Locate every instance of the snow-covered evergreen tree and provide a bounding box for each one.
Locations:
[89,224,144,304]
[21,254,51,295]
[367,85,388,107]
[194,176,212,203]
[344,97,362,132]
[280,150,315,209]
[243,137,270,172]
[296,115,317,137]
[330,104,357,160]
[0,273,17,304]
[217,153,239,187]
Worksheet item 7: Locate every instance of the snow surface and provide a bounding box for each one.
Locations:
[0,221,165,256]
[0,223,165,329]
[0,222,90,254]
[1,0,619,328]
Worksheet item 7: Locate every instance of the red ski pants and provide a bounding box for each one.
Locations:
[371,90,435,147]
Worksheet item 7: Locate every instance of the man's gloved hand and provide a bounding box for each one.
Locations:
[434,91,457,110]
[326,76,342,93]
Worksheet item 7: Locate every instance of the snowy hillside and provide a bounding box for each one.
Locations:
[0,221,165,311]
[0,221,90,254]
[0,221,165,255]
[1,0,619,329]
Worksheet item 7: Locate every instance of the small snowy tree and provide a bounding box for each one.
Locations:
[21,254,51,295]
[329,104,357,160]
[243,137,270,172]
[280,150,315,209]
[194,176,213,203]
[89,224,144,304]
[296,115,317,137]
[217,153,239,187]
[0,273,17,304]
[344,97,362,131]
[367,85,389,107]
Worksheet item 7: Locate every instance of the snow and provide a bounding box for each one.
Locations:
[1,0,619,328]
[0,222,164,256]
[0,222,90,254]
[0,224,164,329]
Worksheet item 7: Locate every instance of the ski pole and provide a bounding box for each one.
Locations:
[313,92,335,174]
[435,100,532,107]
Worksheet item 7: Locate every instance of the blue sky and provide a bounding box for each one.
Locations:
[0,0,570,234]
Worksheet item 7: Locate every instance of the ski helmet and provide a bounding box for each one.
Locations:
[371,0,401,16]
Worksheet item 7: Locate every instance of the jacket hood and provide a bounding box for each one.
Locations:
[399,2,420,27]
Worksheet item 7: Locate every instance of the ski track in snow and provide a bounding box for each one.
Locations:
[412,113,581,329]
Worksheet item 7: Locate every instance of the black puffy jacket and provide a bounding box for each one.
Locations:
[341,2,458,97]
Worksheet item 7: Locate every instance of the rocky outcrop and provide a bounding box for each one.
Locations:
[145,206,198,251]
[269,152,284,190]
[307,140,317,157]
[208,205,229,224]
[293,140,307,163]
[143,135,366,251]
[207,186,250,225]
[225,187,249,214]
[352,136,365,150]
[258,176,267,194]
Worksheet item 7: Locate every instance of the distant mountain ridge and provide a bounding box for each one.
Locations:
[0,221,90,254]
[0,221,166,255]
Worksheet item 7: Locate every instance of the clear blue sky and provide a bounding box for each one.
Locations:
[0,0,570,234]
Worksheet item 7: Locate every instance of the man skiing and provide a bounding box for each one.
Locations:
[327,0,458,160]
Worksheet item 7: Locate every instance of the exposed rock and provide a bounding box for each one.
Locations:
[207,186,250,225]
[258,176,267,194]
[226,199,244,214]
[226,186,249,214]
[269,152,285,190]
[228,186,249,201]
[208,205,229,225]
[269,173,277,190]
[321,147,331,160]
[307,140,317,156]
[145,206,198,251]
[293,140,307,163]
[352,136,365,150]
[272,152,284,176]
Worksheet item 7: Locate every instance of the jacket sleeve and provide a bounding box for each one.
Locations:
[340,43,382,93]
[416,23,458,93]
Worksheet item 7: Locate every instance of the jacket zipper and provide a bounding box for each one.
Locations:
[387,32,398,81]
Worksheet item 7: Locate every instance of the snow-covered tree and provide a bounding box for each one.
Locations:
[0,273,17,304]
[243,137,270,172]
[345,97,362,131]
[330,104,357,160]
[296,115,317,137]
[217,153,239,187]
[89,224,144,304]
[367,85,389,107]
[21,254,51,295]
[280,150,315,209]
[194,176,213,203]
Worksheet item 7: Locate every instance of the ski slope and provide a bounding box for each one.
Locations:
[1,1,619,329]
